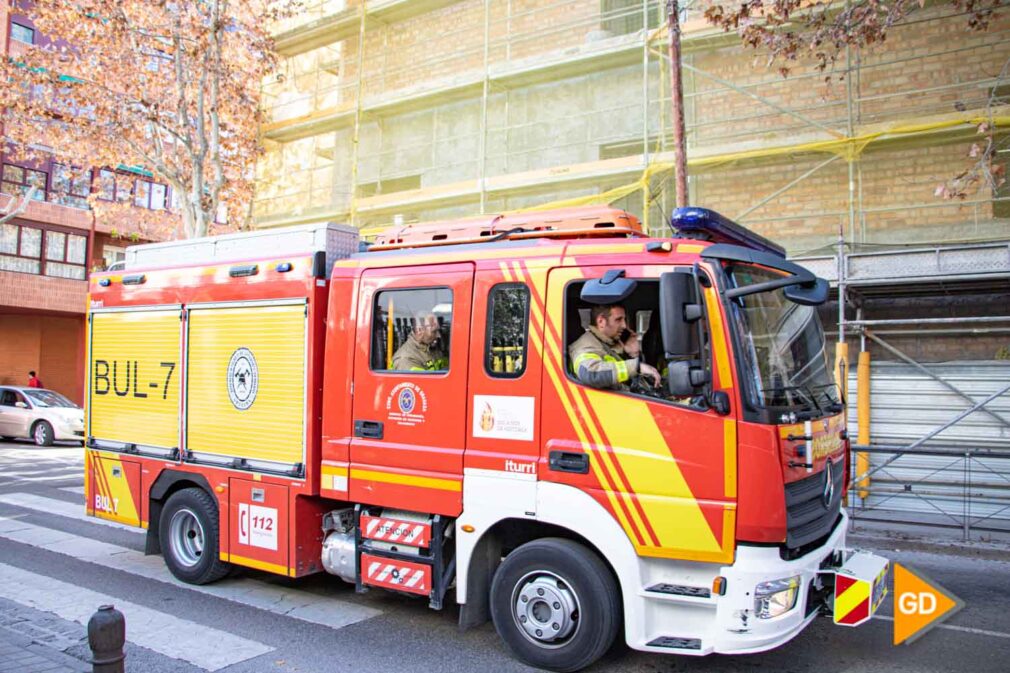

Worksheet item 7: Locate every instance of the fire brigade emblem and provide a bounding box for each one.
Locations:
[397,387,416,414]
[227,347,259,411]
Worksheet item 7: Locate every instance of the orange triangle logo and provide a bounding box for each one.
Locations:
[893,563,963,645]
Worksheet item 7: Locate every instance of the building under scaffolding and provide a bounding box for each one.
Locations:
[255,0,1010,537]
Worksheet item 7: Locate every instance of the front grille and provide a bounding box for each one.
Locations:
[783,460,843,551]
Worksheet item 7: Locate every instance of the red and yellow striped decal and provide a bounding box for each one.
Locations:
[834,574,872,626]
[506,261,735,563]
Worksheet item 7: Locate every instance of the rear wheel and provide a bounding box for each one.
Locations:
[32,421,54,446]
[159,488,231,585]
[490,538,621,672]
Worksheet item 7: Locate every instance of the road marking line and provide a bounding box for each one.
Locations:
[61,486,86,495]
[0,514,381,630]
[0,493,137,532]
[873,615,1010,640]
[0,561,273,671]
[0,473,83,483]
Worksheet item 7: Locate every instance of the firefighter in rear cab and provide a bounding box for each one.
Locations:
[392,312,449,371]
[569,304,661,390]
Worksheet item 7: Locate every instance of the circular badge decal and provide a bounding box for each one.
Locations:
[397,387,416,414]
[227,348,258,411]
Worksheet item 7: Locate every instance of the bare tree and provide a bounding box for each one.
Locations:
[0,1,296,239]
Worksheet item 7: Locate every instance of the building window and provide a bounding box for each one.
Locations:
[43,229,86,279]
[0,223,42,274]
[115,174,132,203]
[1,164,47,201]
[50,164,91,209]
[132,178,168,209]
[11,23,34,45]
[0,221,86,279]
[371,288,453,372]
[101,244,126,270]
[486,283,530,377]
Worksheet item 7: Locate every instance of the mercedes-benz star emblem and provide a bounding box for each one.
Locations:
[822,460,835,507]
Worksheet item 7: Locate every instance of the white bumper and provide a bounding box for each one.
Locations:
[628,512,849,655]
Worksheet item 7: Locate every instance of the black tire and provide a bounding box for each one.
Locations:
[159,487,232,585]
[32,421,54,446]
[490,538,621,672]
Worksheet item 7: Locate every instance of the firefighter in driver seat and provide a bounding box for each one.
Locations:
[392,312,448,371]
[568,304,661,390]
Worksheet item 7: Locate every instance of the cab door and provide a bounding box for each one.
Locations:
[540,264,739,564]
[348,264,474,516]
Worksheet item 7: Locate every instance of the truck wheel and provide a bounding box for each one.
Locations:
[159,488,232,585]
[32,421,54,446]
[490,538,620,672]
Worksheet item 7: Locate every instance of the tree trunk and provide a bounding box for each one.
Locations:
[666,0,688,208]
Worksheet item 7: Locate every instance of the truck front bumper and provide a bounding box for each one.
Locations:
[629,511,887,656]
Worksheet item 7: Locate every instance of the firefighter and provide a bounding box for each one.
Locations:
[569,304,661,390]
[392,312,448,371]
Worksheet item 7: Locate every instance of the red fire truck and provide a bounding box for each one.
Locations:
[85,206,887,671]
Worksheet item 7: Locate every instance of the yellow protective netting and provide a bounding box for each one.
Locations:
[508,115,1010,216]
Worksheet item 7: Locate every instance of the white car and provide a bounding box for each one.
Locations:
[0,386,85,446]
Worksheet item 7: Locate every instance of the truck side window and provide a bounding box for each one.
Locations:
[564,279,709,408]
[372,287,453,373]
[485,283,530,378]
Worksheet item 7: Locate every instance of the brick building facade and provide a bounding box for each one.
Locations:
[254,0,1010,364]
[1,2,176,404]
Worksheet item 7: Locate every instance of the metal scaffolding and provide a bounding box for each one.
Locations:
[254,0,1010,257]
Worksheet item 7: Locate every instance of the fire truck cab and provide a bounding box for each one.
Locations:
[85,206,887,672]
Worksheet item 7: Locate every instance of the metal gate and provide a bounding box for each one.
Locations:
[847,361,1010,536]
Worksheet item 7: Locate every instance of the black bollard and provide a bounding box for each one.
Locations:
[87,604,125,673]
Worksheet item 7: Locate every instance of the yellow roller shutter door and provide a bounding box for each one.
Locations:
[186,302,306,466]
[89,309,182,449]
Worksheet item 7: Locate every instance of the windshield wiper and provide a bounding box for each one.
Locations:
[761,384,821,413]
[812,382,844,413]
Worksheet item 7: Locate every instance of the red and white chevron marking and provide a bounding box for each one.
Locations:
[360,514,431,547]
[361,553,431,596]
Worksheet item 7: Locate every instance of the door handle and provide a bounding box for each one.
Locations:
[549,451,589,474]
[354,420,384,439]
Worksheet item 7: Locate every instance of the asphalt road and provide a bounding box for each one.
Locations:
[1,439,1009,673]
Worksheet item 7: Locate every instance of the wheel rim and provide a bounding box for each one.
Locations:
[34,424,48,444]
[511,570,581,648]
[169,507,205,568]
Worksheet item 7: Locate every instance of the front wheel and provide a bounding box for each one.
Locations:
[32,421,54,446]
[159,488,232,585]
[490,538,621,672]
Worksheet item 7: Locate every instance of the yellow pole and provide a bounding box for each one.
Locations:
[856,350,871,500]
[386,299,394,370]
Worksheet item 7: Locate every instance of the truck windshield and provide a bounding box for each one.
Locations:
[726,265,837,413]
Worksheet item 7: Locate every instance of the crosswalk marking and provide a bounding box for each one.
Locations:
[0,492,137,531]
[0,561,274,671]
[0,511,382,630]
[61,485,86,495]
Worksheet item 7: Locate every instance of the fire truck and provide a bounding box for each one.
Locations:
[84,206,887,671]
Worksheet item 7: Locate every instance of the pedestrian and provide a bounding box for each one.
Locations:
[27,370,42,388]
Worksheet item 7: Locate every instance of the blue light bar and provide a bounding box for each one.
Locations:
[671,207,786,258]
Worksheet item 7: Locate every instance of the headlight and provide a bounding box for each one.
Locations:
[754,576,801,619]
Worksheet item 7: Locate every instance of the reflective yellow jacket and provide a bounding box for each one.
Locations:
[567,326,639,390]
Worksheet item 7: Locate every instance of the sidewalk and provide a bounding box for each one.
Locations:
[0,625,89,673]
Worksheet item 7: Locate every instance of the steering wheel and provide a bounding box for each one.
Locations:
[629,374,664,398]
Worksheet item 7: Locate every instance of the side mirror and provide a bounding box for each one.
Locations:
[659,271,701,359]
[667,360,709,397]
[15,402,28,409]
[581,269,637,304]
[783,278,830,306]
